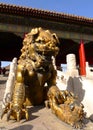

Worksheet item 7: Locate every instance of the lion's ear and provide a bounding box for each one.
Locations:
[31,28,39,35]
[52,33,60,44]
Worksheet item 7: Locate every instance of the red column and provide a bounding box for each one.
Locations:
[79,40,86,76]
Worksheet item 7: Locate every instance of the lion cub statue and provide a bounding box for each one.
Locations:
[45,86,85,128]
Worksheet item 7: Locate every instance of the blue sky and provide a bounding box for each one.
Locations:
[1,0,93,67]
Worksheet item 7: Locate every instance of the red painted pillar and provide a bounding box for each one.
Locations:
[79,40,86,76]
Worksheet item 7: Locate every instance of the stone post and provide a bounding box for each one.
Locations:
[66,53,79,77]
[2,57,17,109]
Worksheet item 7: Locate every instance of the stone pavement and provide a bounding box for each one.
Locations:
[0,75,93,130]
[0,105,73,130]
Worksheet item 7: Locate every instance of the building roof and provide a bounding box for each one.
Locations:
[0,3,93,27]
[0,3,93,65]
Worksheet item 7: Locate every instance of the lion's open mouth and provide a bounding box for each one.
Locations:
[35,48,58,56]
[35,43,59,56]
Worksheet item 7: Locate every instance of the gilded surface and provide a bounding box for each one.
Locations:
[1,65,28,121]
[1,27,85,128]
[18,27,59,106]
[45,86,85,128]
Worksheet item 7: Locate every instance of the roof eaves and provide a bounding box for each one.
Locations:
[0,3,93,26]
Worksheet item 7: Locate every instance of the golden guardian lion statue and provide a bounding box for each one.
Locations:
[1,27,85,128]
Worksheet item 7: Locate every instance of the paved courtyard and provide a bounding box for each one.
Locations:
[0,75,93,130]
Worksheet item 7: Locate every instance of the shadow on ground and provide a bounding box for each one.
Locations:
[10,124,33,130]
[27,105,45,121]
